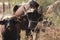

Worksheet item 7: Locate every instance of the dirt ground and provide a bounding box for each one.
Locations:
[40,26,60,40]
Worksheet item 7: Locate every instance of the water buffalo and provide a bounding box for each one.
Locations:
[12,0,43,40]
[0,0,43,40]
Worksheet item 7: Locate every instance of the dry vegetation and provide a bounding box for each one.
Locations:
[0,0,60,40]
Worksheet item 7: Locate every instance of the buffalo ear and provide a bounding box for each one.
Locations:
[0,20,7,25]
[0,21,5,25]
[13,5,20,12]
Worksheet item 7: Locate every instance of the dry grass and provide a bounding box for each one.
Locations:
[39,25,60,40]
[19,21,60,40]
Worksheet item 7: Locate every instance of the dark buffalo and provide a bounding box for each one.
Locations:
[13,0,43,40]
[15,1,43,40]
[0,17,21,40]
